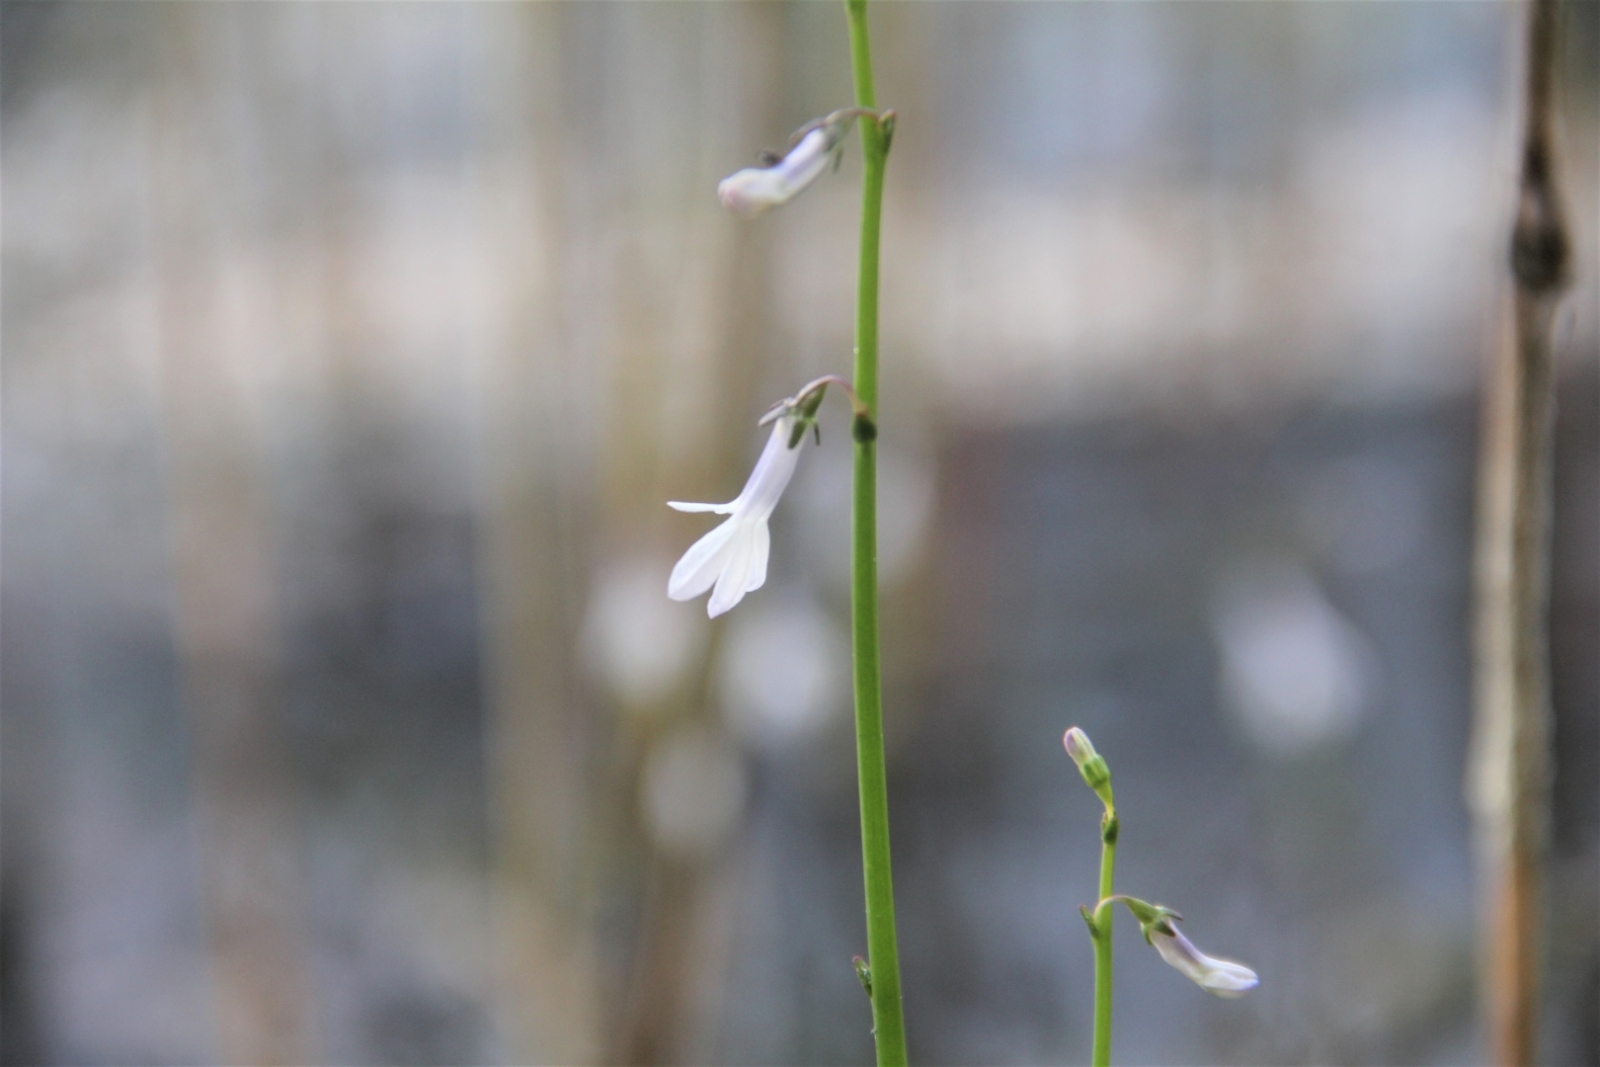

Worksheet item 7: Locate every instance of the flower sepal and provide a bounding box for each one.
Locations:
[759,375,871,450]
[878,110,896,152]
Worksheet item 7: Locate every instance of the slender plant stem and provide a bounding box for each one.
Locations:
[844,2,904,1065]
[1092,811,1118,1067]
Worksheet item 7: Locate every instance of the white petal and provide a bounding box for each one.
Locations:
[718,169,785,216]
[743,520,771,593]
[770,128,833,192]
[1199,960,1260,998]
[668,519,739,602]
[736,420,802,519]
[707,524,757,618]
[668,500,736,514]
[665,416,804,616]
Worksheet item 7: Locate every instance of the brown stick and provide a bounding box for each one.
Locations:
[1468,2,1570,1064]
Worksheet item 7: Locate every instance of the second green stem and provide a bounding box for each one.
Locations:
[1092,809,1118,1067]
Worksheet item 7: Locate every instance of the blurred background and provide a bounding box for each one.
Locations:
[2,3,1596,1064]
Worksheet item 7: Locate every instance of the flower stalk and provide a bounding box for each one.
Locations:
[1092,809,1117,1067]
[844,1,905,1065]
[1066,727,1119,1067]
[1067,728,1257,1066]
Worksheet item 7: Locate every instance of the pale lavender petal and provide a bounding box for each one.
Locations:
[736,419,802,519]
[707,524,757,617]
[668,500,736,514]
[770,128,833,194]
[743,520,771,593]
[1200,960,1260,998]
[668,518,739,602]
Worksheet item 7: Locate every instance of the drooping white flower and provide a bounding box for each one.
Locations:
[668,416,803,617]
[1147,922,1260,998]
[718,125,841,216]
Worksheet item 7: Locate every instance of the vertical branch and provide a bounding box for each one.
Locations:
[844,2,906,1066]
[1469,1,1570,1064]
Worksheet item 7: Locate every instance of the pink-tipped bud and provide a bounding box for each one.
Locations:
[1063,726,1112,805]
[1063,727,1095,767]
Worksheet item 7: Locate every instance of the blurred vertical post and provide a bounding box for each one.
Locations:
[607,6,784,1061]
[468,6,603,1062]
[150,7,312,1063]
[1468,1,1570,1064]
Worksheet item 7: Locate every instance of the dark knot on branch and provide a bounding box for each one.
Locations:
[1510,146,1569,295]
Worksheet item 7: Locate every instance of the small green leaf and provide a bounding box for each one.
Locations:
[853,956,873,998]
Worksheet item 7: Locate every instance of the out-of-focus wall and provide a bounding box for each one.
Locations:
[2,3,1595,1065]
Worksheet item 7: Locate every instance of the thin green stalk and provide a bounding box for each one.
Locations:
[1092,811,1119,1067]
[844,2,904,1065]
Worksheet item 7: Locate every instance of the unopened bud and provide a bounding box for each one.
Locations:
[1063,726,1095,766]
[1063,727,1113,806]
[718,116,848,216]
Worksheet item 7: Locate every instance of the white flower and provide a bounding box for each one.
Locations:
[1148,923,1259,998]
[668,416,803,617]
[718,126,838,216]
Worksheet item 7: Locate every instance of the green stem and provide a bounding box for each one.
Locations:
[1092,810,1118,1067]
[844,2,904,1066]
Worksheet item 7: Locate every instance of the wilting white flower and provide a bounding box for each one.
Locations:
[718,126,840,216]
[668,416,803,617]
[1148,922,1259,998]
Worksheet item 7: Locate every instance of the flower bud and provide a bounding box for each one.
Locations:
[1063,726,1095,766]
[718,111,860,217]
[1146,920,1259,998]
[718,127,836,216]
[1063,727,1113,806]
